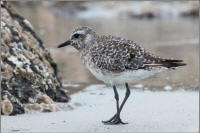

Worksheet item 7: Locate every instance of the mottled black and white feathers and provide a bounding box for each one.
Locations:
[59,26,186,84]
[82,33,185,73]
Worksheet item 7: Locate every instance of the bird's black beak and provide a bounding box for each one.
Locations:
[57,40,72,48]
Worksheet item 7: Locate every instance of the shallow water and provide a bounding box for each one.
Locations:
[12,3,199,91]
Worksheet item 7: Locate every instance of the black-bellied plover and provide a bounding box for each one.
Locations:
[58,26,186,125]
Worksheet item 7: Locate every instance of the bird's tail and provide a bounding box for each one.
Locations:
[160,59,186,68]
[143,59,186,69]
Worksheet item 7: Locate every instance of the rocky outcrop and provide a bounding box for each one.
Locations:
[1,2,69,115]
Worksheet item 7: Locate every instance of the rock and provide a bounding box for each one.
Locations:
[36,94,54,104]
[24,103,61,113]
[1,100,13,115]
[67,104,75,110]
[29,103,42,111]
[40,103,61,112]
[24,103,41,112]
[1,2,70,115]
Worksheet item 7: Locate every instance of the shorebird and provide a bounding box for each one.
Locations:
[57,26,186,125]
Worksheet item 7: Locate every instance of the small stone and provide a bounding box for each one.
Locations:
[40,103,61,112]
[24,104,32,110]
[36,94,54,104]
[21,32,28,41]
[1,99,13,115]
[2,29,11,43]
[2,72,13,81]
[31,58,40,65]
[133,84,144,89]
[28,97,36,103]
[43,95,54,104]
[67,104,75,110]
[74,102,81,106]
[13,36,20,42]
[24,51,36,61]
[55,105,62,111]
[23,19,34,30]
[31,103,41,111]
[40,103,50,112]
[1,21,6,27]
[24,103,41,112]
[164,85,173,91]
[49,104,62,112]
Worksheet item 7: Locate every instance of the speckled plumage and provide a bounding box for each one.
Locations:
[59,26,186,84]
[82,35,161,72]
[58,26,186,124]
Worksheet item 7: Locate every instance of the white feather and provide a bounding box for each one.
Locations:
[88,66,166,85]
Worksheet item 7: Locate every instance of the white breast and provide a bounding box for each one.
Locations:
[87,66,166,85]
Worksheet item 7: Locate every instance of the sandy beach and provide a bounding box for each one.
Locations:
[2,85,198,132]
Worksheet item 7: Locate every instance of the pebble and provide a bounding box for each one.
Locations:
[1,99,13,115]
[40,103,61,112]
[43,95,54,104]
[133,84,144,89]
[36,94,54,104]
[164,85,173,91]
[25,103,61,113]
[67,104,75,110]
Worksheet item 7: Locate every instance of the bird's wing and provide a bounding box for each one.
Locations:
[92,35,186,73]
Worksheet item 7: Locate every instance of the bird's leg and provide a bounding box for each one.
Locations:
[102,83,130,125]
[119,83,131,113]
[102,85,120,124]
[109,83,130,124]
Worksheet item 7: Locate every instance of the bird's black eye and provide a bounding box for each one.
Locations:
[73,34,80,39]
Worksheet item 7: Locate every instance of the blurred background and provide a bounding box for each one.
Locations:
[11,1,199,92]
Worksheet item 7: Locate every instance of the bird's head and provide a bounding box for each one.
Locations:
[57,26,96,50]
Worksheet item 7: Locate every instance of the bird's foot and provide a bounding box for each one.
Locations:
[102,114,128,125]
